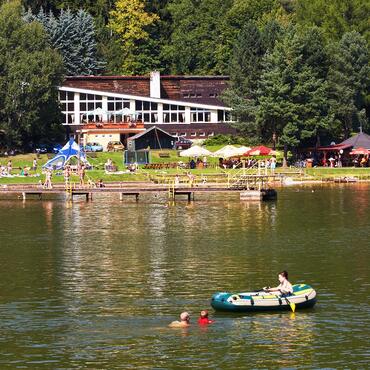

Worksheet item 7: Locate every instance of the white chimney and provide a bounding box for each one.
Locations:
[150,71,161,98]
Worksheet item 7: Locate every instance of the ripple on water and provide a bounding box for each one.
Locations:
[0,187,369,368]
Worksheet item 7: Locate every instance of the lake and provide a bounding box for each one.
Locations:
[0,184,369,369]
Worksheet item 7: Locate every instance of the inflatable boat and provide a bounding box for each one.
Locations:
[211,284,316,312]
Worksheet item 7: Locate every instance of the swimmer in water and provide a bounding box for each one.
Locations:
[197,310,214,325]
[169,312,190,328]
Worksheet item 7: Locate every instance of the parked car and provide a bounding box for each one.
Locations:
[53,144,62,153]
[174,137,192,150]
[35,143,53,154]
[84,142,104,152]
[107,141,124,152]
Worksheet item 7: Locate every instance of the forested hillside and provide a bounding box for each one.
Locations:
[0,0,369,150]
[13,0,370,76]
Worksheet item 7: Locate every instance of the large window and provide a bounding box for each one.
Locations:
[108,97,130,123]
[80,93,103,122]
[191,108,211,123]
[59,91,75,124]
[217,110,233,122]
[163,104,185,123]
[135,100,158,123]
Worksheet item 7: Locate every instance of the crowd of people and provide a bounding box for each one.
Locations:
[0,158,38,178]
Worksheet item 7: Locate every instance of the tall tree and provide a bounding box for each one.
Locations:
[222,20,283,137]
[328,31,370,138]
[24,8,103,75]
[0,0,64,149]
[108,0,159,74]
[257,27,332,163]
[163,0,234,74]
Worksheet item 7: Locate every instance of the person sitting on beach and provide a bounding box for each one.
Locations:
[198,310,214,325]
[264,270,293,295]
[169,312,190,328]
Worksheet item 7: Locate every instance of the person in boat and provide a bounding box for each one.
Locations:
[169,312,190,328]
[198,310,214,325]
[264,270,293,295]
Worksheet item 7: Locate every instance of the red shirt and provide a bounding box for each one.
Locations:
[198,317,214,325]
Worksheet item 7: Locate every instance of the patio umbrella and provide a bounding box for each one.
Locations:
[179,145,212,157]
[244,145,275,156]
[84,107,108,117]
[234,146,251,156]
[114,107,135,116]
[349,147,370,155]
[212,145,239,158]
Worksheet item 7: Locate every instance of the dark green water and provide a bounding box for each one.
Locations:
[0,184,369,369]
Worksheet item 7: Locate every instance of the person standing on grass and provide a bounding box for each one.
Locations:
[32,158,38,171]
[7,160,12,175]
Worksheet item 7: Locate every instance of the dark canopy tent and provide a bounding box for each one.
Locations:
[127,126,176,151]
[339,132,370,149]
[318,132,370,151]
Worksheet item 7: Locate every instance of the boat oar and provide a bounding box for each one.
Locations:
[284,297,296,313]
[262,288,296,312]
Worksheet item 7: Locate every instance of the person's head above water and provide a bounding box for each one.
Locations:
[180,312,190,322]
[200,310,208,318]
[278,270,289,282]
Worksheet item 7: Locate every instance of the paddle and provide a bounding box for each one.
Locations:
[261,287,296,312]
[283,297,296,313]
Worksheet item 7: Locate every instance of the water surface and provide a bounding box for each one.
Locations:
[0,184,369,368]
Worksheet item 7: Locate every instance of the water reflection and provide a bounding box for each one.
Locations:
[0,186,368,368]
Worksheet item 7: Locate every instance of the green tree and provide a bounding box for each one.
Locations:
[295,0,370,47]
[25,8,103,75]
[258,27,332,164]
[108,0,159,74]
[222,20,283,137]
[0,0,64,149]
[163,0,234,74]
[328,31,370,138]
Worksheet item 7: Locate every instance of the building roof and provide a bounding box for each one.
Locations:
[128,126,174,141]
[59,86,230,110]
[63,74,230,108]
[340,132,370,149]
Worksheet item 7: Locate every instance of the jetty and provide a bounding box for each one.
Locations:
[0,175,279,202]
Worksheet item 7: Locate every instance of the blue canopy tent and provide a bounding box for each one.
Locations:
[43,139,89,170]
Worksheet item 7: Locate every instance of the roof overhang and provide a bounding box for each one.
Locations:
[316,144,352,151]
[59,86,231,111]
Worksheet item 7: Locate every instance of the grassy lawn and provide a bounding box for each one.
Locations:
[1,151,370,185]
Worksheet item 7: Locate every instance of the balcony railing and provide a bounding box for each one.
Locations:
[82,120,145,130]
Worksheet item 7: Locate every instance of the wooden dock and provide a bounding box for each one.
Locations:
[0,184,277,202]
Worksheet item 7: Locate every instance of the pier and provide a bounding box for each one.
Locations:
[0,183,277,202]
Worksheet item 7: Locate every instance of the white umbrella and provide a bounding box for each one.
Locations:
[180,145,212,157]
[85,107,108,115]
[212,145,239,158]
[114,107,135,115]
[234,146,251,156]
